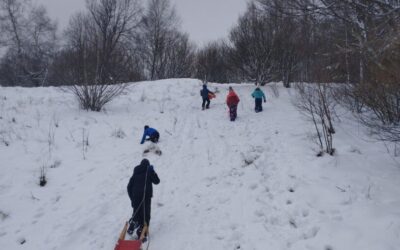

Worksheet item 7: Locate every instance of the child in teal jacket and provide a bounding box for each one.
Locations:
[251,87,266,112]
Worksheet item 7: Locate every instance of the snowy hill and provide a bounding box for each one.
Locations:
[1,79,400,250]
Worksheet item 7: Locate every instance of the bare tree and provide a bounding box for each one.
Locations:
[163,30,195,79]
[0,0,57,86]
[195,41,231,83]
[229,3,276,85]
[59,0,142,111]
[139,0,180,80]
[85,0,142,85]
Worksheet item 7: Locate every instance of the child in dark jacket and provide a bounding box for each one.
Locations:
[127,159,160,238]
[200,84,214,110]
[140,125,159,144]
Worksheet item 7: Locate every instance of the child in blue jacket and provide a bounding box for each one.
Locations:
[251,87,266,112]
[140,125,160,144]
[200,84,215,110]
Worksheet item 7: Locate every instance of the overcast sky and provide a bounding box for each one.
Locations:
[33,0,249,46]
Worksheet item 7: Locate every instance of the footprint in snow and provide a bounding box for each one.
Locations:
[302,226,320,240]
[289,218,297,228]
[18,237,26,245]
[229,224,239,231]
[288,187,295,193]
[215,235,225,240]
[249,183,258,190]
[254,210,265,218]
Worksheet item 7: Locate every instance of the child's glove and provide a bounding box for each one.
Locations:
[149,165,154,171]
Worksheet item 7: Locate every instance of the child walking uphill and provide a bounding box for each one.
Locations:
[251,87,266,113]
[226,86,240,121]
[200,84,215,110]
[127,159,160,239]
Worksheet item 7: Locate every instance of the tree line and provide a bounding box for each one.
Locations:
[0,0,195,87]
[1,0,399,87]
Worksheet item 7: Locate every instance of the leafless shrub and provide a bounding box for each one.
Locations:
[35,110,41,127]
[82,128,89,160]
[39,165,47,187]
[331,83,363,113]
[111,128,126,139]
[0,129,10,146]
[47,122,55,158]
[295,83,336,156]
[158,97,166,113]
[70,83,128,112]
[52,113,59,128]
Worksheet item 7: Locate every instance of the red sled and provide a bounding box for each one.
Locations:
[208,93,216,99]
[114,222,148,250]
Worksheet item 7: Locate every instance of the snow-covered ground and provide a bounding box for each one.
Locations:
[0,79,399,250]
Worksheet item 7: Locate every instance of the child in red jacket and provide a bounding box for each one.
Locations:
[226,86,240,121]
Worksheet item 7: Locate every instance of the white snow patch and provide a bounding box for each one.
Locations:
[0,79,399,250]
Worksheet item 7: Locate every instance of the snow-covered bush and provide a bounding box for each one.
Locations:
[69,84,127,112]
